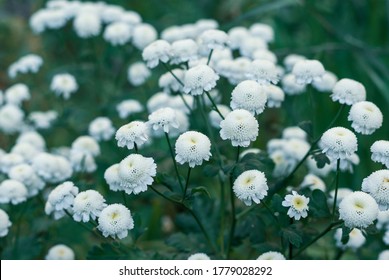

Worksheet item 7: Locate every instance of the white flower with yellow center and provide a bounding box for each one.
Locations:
[348,101,383,135]
[319,127,358,160]
[256,251,286,260]
[50,73,78,100]
[175,131,211,168]
[371,140,389,168]
[115,121,149,150]
[362,170,389,210]
[97,204,134,239]
[148,107,179,134]
[104,164,123,192]
[282,191,310,220]
[72,190,107,223]
[233,170,268,206]
[45,244,75,260]
[334,228,366,250]
[300,174,326,192]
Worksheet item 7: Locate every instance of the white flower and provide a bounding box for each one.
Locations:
[168,95,194,115]
[283,54,306,71]
[170,39,198,64]
[69,150,97,173]
[11,142,42,163]
[264,85,285,108]
[0,104,25,134]
[0,209,12,237]
[119,11,141,25]
[0,179,28,205]
[283,138,311,162]
[72,190,107,223]
[8,54,43,78]
[220,109,259,147]
[339,191,379,228]
[45,181,79,220]
[45,244,75,260]
[132,23,157,50]
[147,92,170,113]
[331,78,366,105]
[188,253,211,260]
[282,191,310,220]
[8,164,45,197]
[270,150,295,177]
[292,59,325,85]
[371,140,389,168]
[29,110,58,129]
[281,74,306,95]
[183,65,219,96]
[32,153,73,184]
[209,105,231,128]
[376,209,389,230]
[233,170,268,206]
[4,84,30,105]
[175,131,211,168]
[249,23,274,42]
[230,80,267,115]
[73,12,101,38]
[252,49,277,63]
[198,29,228,51]
[100,5,124,23]
[384,230,389,245]
[116,99,144,119]
[334,228,366,250]
[71,136,100,157]
[50,73,78,99]
[378,250,389,260]
[159,69,185,94]
[246,59,278,85]
[282,126,307,141]
[0,153,24,173]
[116,121,149,150]
[239,37,267,58]
[300,174,326,192]
[148,107,179,134]
[257,251,286,260]
[362,170,389,210]
[118,154,157,195]
[104,164,123,192]
[97,204,134,239]
[348,101,383,135]
[312,71,338,92]
[88,117,115,141]
[319,127,358,160]
[128,62,151,86]
[103,22,132,46]
[142,40,171,68]
[17,131,46,150]
[228,26,249,50]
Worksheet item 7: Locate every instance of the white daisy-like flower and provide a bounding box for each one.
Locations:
[88,117,115,141]
[292,59,325,85]
[29,110,58,129]
[115,121,149,150]
[175,131,211,168]
[339,191,379,228]
[270,150,295,177]
[378,250,389,260]
[239,37,267,58]
[100,5,124,23]
[118,154,157,195]
[127,62,151,86]
[146,92,171,113]
[376,209,389,230]
[0,209,12,237]
[73,12,101,38]
[170,39,198,64]
[183,64,219,96]
[249,23,274,43]
[264,85,285,108]
[195,19,219,34]
[283,54,306,71]
[348,101,383,135]
[97,203,134,239]
[283,138,311,162]
[69,150,97,173]
[159,69,185,94]
[282,126,307,141]
[71,136,100,157]
[220,109,259,147]
[116,99,144,119]
[228,26,249,50]
[334,228,366,250]
[148,107,179,134]
[142,40,172,68]
[11,142,41,163]
[0,153,25,173]
[198,29,228,51]
[104,164,123,192]
[0,104,25,134]
[103,22,132,46]
[371,140,389,168]
[32,153,72,184]
[0,179,28,205]
[72,190,107,223]
[319,127,358,160]
[300,174,326,192]
[362,170,389,210]
[257,251,286,260]
[8,164,45,197]
[233,170,268,206]
[187,253,211,260]
[282,191,310,220]
[132,23,158,50]
[17,131,46,150]
[45,244,75,260]
[281,74,306,95]
[252,49,277,63]
[230,80,267,115]
[45,181,79,220]
[50,73,78,100]
[331,78,366,105]
[312,71,338,92]
[4,83,30,106]
[119,11,141,25]
[209,104,231,128]
[246,59,278,85]
[8,54,43,78]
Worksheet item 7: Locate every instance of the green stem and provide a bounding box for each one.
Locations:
[134,143,139,153]
[204,90,225,120]
[335,248,345,260]
[332,159,341,219]
[122,192,129,208]
[164,132,184,191]
[289,218,293,260]
[12,202,28,259]
[182,167,192,201]
[207,49,214,65]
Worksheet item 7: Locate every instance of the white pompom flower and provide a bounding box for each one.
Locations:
[88,117,115,141]
[334,228,366,250]
[132,23,158,50]
[230,80,267,115]
[175,131,211,168]
[0,104,25,134]
[249,23,274,42]
[45,181,79,220]
[282,126,307,141]
[300,174,326,192]
[8,54,43,79]
[257,251,286,260]
[72,190,107,223]
[45,244,75,260]
[71,136,100,157]
[115,121,149,150]
[198,29,229,51]
[292,59,325,85]
[0,209,12,237]
[0,153,24,173]
[50,73,78,100]
[116,99,144,119]
[331,78,366,105]
[142,40,172,68]
[233,170,268,206]
[159,69,185,94]
[4,83,30,106]
[348,101,383,135]
[118,154,157,195]
[283,54,306,71]
[362,170,389,210]
[0,179,28,205]
[339,191,379,229]
[371,140,389,168]
[312,71,338,92]
[104,164,123,192]
[188,253,211,260]
[103,22,132,46]
[378,250,389,260]
[148,107,179,134]
[246,59,279,85]
[170,39,198,64]
[264,85,285,108]
[73,12,101,38]
[127,62,151,86]
[282,191,310,220]
[319,127,358,160]
[183,64,219,96]
[220,109,259,147]
[281,74,306,95]
[97,204,134,239]
[8,163,45,197]
[69,150,97,173]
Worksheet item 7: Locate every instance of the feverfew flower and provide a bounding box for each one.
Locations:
[319,127,358,160]
[69,150,97,173]
[283,54,306,71]
[312,71,338,92]
[17,131,46,150]
[88,117,115,141]
[281,74,306,95]
[116,99,143,119]
[159,69,185,94]
[220,109,259,147]
[127,62,151,86]
[209,105,231,128]
[334,228,366,250]
[348,101,383,135]
[45,181,79,220]
[45,244,75,260]
[282,126,307,141]
[118,154,157,195]
[8,54,43,78]
[0,153,25,173]
[115,121,149,150]
[239,37,267,58]
[103,22,132,46]
[104,164,123,192]
[0,209,12,237]
[5,84,30,105]
[257,251,286,260]
[246,59,279,85]
[264,85,285,108]
[0,179,28,205]
[249,23,274,43]
[339,191,379,228]
[72,190,107,223]
[198,29,228,51]
[331,78,366,105]
[228,27,249,50]
[8,164,45,197]
[183,65,219,96]
[300,174,326,192]
[362,170,389,210]
[233,170,268,206]
[73,12,101,38]
[371,140,389,168]
[29,110,58,129]
[292,59,325,85]
[282,191,310,220]
[50,73,78,99]
[32,153,72,184]
[148,107,179,134]
[97,204,134,239]
[170,39,198,64]
[378,250,389,260]
[188,253,211,260]
[0,104,25,134]
[142,40,171,68]
[132,23,157,50]
[230,80,267,115]
[71,136,100,157]
[175,131,211,167]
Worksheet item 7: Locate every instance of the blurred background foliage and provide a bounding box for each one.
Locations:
[0,0,388,259]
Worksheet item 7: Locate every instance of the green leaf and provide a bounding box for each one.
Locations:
[203,164,220,177]
[312,153,330,169]
[341,225,352,245]
[271,194,285,213]
[191,186,211,198]
[298,120,313,138]
[87,242,128,260]
[280,226,303,248]
[364,224,379,235]
[309,189,331,218]
[222,163,236,175]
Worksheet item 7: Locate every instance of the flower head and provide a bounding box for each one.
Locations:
[170,39,198,64]
[132,23,157,50]
[103,22,132,46]
[116,121,149,150]
[282,191,310,220]
[0,104,25,134]
[331,78,366,105]
[97,204,134,239]
[183,65,219,96]
[246,59,278,85]
[50,73,78,99]
[73,12,101,38]
[72,190,107,223]
[45,181,79,220]
[198,29,228,51]
[88,117,115,141]
[45,244,75,260]
[257,251,286,260]
[264,85,285,108]
[312,71,337,92]
[116,99,144,119]
[0,209,12,237]
[209,105,231,128]
[175,131,211,168]
[8,163,45,197]
[230,80,267,115]
[334,228,366,250]
[148,107,179,134]
[233,170,268,206]
[104,164,123,192]
[187,253,211,260]
[348,101,383,135]
[142,40,171,68]
[292,59,325,85]
[281,74,306,95]
[319,127,358,160]
[5,83,30,105]
[8,54,43,78]
[128,62,151,86]
[0,179,28,205]
[371,140,389,168]
[300,174,326,192]
[362,170,389,210]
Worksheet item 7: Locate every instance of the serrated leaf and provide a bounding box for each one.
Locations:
[298,121,313,138]
[309,189,331,218]
[222,163,236,175]
[280,226,303,247]
[191,186,211,198]
[203,164,219,177]
[271,194,285,213]
[365,224,379,235]
[163,191,182,203]
[312,153,330,169]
